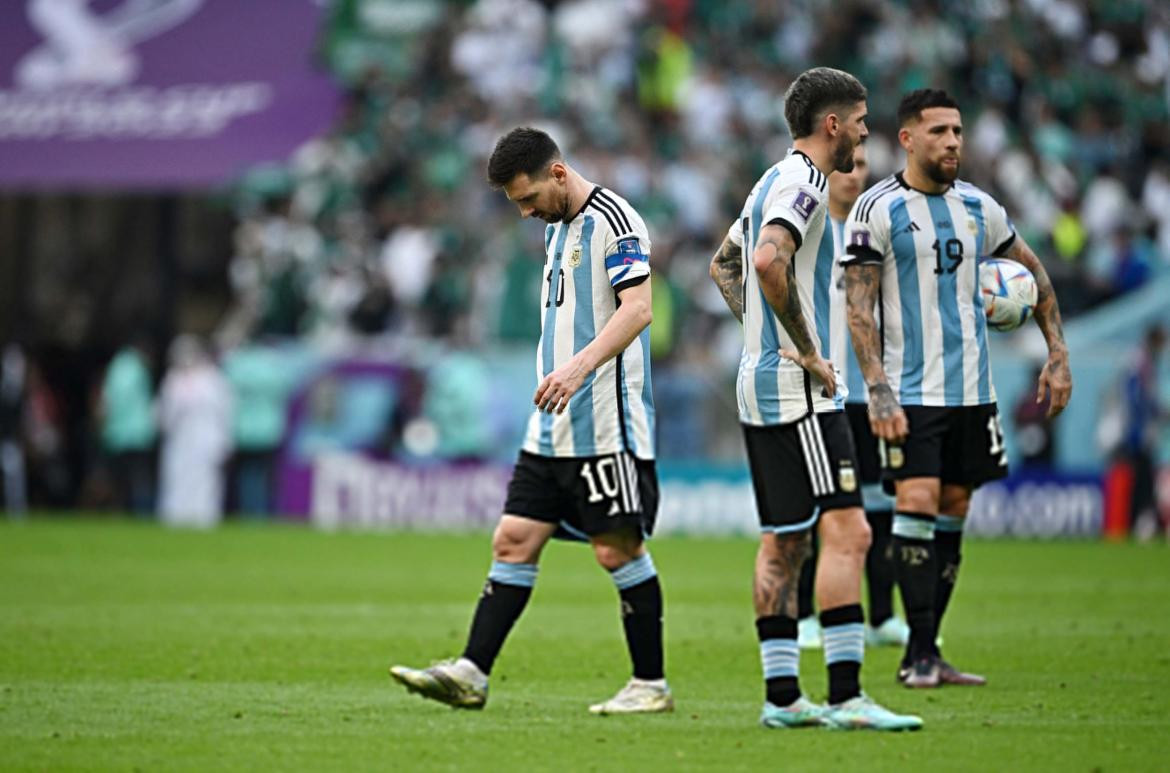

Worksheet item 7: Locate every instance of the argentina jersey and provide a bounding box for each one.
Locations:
[841,173,1017,407]
[522,186,655,459]
[730,149,844,426]
[824,216,868,405]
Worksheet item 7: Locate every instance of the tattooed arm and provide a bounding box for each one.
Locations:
[999,237,1072,417]
[753,224,837,395]
[845,262,908,442]
[708,233,744,323]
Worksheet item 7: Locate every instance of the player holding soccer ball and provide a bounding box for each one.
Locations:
[841,89,1072,688]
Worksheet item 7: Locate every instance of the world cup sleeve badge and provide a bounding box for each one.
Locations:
[567,243,583,268]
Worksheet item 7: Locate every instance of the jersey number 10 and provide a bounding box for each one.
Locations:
[546,268,565,307]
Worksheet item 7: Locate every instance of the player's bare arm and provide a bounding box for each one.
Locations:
[1001,237,1072,417]
[534,278,652,414]
[844,263,908,443]
[708,233,744,323]
[753,223,836,396]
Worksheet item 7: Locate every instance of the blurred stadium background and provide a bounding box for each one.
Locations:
[1,0,1168,540]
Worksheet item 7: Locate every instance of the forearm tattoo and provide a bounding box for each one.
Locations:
[757,229,816,357]
[1006,240,1068,364]
[709,235,744,322]
[754,532,811,617]
[844,264,888,387]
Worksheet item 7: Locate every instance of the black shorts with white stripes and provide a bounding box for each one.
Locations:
[742,412,863,534]
[503,450,659,541]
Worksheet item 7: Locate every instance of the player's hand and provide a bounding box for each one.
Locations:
[1037,349,1072,418]
[780,348,837,399]
[867,383,908,443]
[534,358,590,414]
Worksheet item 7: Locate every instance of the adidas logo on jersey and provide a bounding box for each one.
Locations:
[897,221,922,235]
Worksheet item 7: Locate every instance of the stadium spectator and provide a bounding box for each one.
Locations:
[1,342,28,516]
[98,340,157,516]
[157,336,234,528]
[1118,325,1167,540]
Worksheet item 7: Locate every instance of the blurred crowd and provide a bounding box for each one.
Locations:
[223,0,1170,358]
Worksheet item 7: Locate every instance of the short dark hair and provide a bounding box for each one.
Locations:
[897,89,961,126]
[783,67,867,139]
[487,127,562,188]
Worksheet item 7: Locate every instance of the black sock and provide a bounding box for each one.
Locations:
[620,577,665,680]
[865,509,895,625]
[462,562,537,675]
[757,615,801,707]
[820,604,864,705]
[934,517,964,654]
[797,535,817,620]
[892,512,937,663]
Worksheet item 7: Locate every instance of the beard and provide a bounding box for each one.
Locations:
[832,138,856,173]
[924,156,960,184]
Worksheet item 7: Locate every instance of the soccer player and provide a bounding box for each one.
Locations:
[709,67,921,731]
[390,127,670,715]
[795,143,910,652]
[841,89,1073,687]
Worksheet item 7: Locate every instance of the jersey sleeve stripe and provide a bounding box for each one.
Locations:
[595,190,633,233]
[767,216,804,251]
[588,203,622,237]
[858,178,900,223]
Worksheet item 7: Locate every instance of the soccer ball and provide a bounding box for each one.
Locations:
[979,258,1037,332]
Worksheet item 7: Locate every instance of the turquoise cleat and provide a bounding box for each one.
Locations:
[824,693,923,731]
[760,696,829,729]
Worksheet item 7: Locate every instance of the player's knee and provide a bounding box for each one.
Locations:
[821,509,871,558]
[592,537,642,571]
[491,522,540,563]
[761,530,812,563]
[939,489,971,516]
[896,485,938,515]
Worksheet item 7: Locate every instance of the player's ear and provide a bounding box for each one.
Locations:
[897,127,913,152]
[825,112,841,137]
[548,161,568,183]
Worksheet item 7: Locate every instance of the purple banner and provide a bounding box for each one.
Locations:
[0,0,340,189]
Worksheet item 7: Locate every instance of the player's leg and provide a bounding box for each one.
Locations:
[892,476,942,686]
[814,505,870,706]
[390,451,562,709]
[796,532,822,649]
[933,485,985,686]
[582,454,671,714]
[741,422,825,728]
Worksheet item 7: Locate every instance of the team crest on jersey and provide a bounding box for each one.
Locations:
[888,445,904,469]
[838,462,857,492]
[792,191,817,221]
[967,216,978,234]
[567,243,583,268]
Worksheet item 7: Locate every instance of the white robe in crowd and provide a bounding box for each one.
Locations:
[157,359,233,528]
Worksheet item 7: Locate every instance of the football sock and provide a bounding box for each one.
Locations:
[797,535,817,620]
[934,515,965,654]
[892,512,937,662]
[757,615,801,707]
[462,561,537,675]
[821,604,864,704]
[611,553,664,681]
[865,508,896,625]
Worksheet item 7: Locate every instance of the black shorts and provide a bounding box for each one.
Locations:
[880,403,1010,489]
[845,402,882,485]
[503,450,659,540]
[742,412,863,534]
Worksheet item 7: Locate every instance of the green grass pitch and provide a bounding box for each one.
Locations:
[1,519,1168,771]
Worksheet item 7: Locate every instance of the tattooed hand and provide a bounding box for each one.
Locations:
[867,382,908,443]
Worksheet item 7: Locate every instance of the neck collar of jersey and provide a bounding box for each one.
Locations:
[896,170,953,196]
[568,185,602,223]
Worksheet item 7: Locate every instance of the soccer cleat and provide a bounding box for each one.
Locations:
[901,656,940,688]
[389,657,488,709]
[797,616,822,649]
[589,678,674,715]
[760,696,828,729]
[825,694,924,731]
[937,659,987,686]
[866,616,911,648]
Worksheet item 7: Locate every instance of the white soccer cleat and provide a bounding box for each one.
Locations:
[589,678,674,715]
[389,657,488,709]
[798,616,823,649]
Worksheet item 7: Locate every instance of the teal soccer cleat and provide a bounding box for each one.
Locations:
[760,696,829,729]
[824,694,923,731]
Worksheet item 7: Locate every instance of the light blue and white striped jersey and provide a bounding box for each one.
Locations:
[840,173,1017,407]
[823,216,869,404]
[522,186,655,459]
[729,149,844,426]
